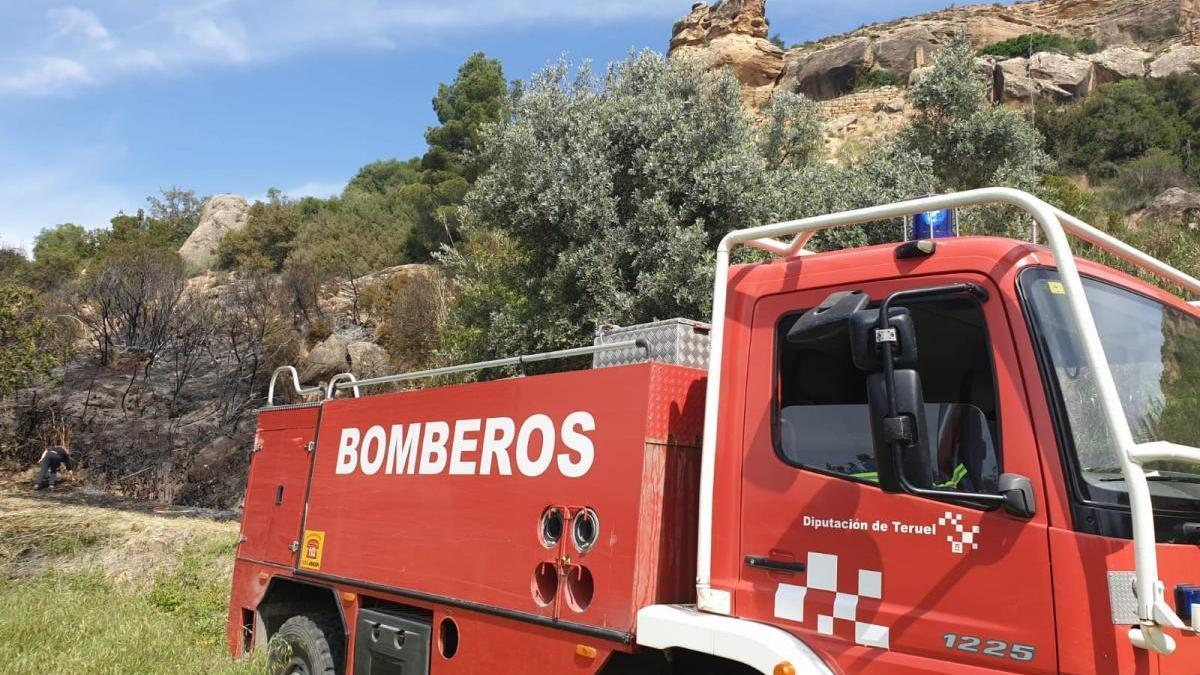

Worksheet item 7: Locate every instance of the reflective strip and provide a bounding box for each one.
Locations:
[936,464,968,489]
[852,463,965,488]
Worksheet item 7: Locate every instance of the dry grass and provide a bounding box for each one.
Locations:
[0,486,266,674]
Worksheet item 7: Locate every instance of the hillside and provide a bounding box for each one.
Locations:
[3,0,1200,514]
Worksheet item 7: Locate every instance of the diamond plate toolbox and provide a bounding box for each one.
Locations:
[593,318,711,369]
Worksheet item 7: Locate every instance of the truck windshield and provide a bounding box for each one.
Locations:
[1020,268,1200,512]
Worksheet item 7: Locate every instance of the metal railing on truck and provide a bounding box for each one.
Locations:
[265,339,648,407]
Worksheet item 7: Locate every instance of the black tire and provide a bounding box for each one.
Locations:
[268,613,344,675]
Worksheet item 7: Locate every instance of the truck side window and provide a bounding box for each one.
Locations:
[775,296,1003,494]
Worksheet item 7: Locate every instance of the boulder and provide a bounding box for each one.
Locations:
[187,436,243,482]
[673,34,784,108]
[872,25,940,79]
[1027,52,1094,99]
[669,0,768,51]
[1149,45,1200,78]
[177,195,250,268]
[997,56,1076,104]
[1144,187,1200,222]
[348,341,390,379]
[668,0,782,109]
[1087,47,1149,85]
[883,98,907,113]
[780,37,875,101]
[300,334,349,384]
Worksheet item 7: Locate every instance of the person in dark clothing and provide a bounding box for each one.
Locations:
[34,446,74,490]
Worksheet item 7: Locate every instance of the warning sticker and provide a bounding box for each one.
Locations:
[1047,281,1066,295]
[299,530,325,570]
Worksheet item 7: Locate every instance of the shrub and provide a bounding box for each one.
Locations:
[1110,148,1190,209]
[361,269,446,372]
[978,33,1102,58]
[1037,75,1200,197]
[854,68,905,91]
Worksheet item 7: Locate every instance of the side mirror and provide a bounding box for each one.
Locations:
[999,473,1037,518]
[866,369,933,492]
[787,290,869,347]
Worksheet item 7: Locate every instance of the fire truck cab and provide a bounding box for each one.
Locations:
[230,188,1200,674]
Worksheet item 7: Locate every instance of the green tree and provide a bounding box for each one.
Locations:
[30,223,97,287]
[146,187,204,247]
[442,52,931,363]
[424,52,509,182]
[215,190,306,272]
[897,34,1052,239]
[289,191,416,323]
[1037,75,1200,182]
[0,284,58,399]
[346,52,511,261]
[346,158,423,195]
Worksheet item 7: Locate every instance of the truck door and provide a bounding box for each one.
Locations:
[238,404,321,568]
[736,275,1057,673]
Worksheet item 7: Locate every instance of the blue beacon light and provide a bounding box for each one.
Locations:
[911,209,958,240]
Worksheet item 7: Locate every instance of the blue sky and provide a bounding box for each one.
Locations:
[0,1,973,251]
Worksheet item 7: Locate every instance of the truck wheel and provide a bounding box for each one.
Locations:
[269,614,344,675]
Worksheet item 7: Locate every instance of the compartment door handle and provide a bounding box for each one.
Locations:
[745,555,805,573]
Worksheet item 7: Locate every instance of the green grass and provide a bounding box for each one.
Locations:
[0,493,268,674]
[0,573,267,674]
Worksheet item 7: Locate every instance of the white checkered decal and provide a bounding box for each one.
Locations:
[938,510,980,554]
[773,551,890,649]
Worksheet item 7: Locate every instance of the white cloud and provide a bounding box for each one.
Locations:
[174,17,250,64]
[1,1,685,97]
[0,57,91,95]
[48,6,115,51]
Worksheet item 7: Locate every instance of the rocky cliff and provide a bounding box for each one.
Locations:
[177,194,250,268]
[669,0,1200,107]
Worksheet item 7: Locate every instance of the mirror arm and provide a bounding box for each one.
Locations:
[875,281,1010,510]
[875,282,987,423]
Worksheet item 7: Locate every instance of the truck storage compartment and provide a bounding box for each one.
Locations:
[238,404,321,567]
[298,363,705,637]
[354,607,431,674]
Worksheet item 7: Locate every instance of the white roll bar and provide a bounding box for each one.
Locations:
[266,366,322,407]
[696,187,1200,655]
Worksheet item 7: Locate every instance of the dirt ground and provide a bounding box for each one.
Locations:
[0,468,239,586]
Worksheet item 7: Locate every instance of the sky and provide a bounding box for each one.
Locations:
[0,0,976,251]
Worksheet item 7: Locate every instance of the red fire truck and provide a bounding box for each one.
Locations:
[229,188,1200,674]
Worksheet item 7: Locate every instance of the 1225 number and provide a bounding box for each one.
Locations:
[943,633,1035,662]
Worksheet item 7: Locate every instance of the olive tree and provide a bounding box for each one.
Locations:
[441,52,934,362]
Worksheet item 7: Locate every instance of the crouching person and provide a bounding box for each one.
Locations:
[34,446,75,491]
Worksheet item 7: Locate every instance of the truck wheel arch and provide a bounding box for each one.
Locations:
[256,577,346,650]
[636,605,832,675]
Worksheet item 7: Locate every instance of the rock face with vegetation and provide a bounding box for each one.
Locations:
[669,0,784,107]
[177,195,249,268]
[670,0,1199,107]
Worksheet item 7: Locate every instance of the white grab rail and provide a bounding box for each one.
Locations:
[266,366,322,407]
[696,187,1199,655]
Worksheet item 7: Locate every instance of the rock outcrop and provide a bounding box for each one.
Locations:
[1088,46,1151,84]
[1149,44,1200,77]
[1143,187,1200,222]
[670,0,1199,106]
[669,0,783,107]
[348,341,390,379]
[780,38,875,100]
[1027,52,1096,98]
[178,195,250,268]
[300,334,350,384]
